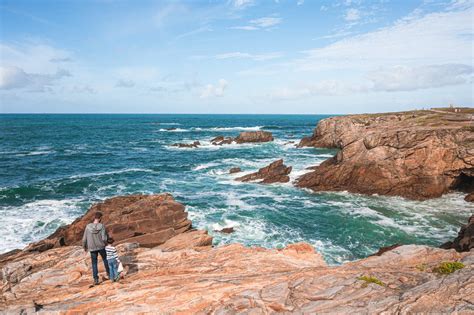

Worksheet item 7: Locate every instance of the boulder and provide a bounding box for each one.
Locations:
[236,159,292,184]
[32,194,195,250]
[211,136,234,146]
[235,131,273,143]
[215,227,235,234]
[440,215,474,252]
[465,192,474,202]
[229,167,241,174]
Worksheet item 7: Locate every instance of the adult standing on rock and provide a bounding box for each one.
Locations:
[82,211,110,285]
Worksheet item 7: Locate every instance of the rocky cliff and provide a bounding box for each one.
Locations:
[297,108,474,200]
[1,195,472,313]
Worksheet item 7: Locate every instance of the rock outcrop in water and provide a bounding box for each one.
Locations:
[211,131,274,145]
[229,167,241,174]
[1,194,472,313]
[236,159,292,184]
[172,141,200,148]
[441,215,474,252]
[297,108,474,200]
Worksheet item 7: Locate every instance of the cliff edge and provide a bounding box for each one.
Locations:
[297,108,474,200]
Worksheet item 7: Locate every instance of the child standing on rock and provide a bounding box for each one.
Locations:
[105,238,120,282]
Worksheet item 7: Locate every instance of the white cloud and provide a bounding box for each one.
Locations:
[71,85,96,94]
[269,79,368,100]
[115,79,135,88]
[115,67,160,83]
[200,79,228,98]
[297,0,304,6]
[231,16,282,31]
[0,42,73,73]
[216,51,282,61]
[344,8,361,21]
[294,7,473,72]
[231,0,255,9]
[231,25,259,31]
[269,63,472,100]
[0,66,71,91]
[368,64,473,92]
[250,17,282,28]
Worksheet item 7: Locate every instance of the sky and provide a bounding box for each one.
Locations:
[0,0,472,114]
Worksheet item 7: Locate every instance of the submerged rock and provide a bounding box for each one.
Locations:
[296,108,474,200]
[215,227,235,234]
[236,159,292,184]
[229,167,241,174]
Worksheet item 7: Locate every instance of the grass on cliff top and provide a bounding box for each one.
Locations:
[433,261,465,275]
[357,275,385,287]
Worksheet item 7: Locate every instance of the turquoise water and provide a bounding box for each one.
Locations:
[1,114,472,264]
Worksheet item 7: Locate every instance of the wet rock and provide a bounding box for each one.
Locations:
[296,109,474,200]
[370,244,402,257]
[211,136,234,145]
[465,192,474,202]
[236,159,292,184]
[440,215,474,252]
[215,227,235,234]
[211,131,274,145]
[229,167,241,174]
[235,131,273,143]
[172,141,200,148]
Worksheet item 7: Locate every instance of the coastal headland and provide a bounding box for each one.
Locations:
[297,108,474,200]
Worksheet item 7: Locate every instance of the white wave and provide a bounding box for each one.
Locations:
[157,126,263,133]
[204,126,263,131]
[193,162,219,171]
[165,140,271,151]
[158,128,188,132]
[211,219,241,231]
[15,150,55,157]
[0,199,83,254]
[68,168,155,179]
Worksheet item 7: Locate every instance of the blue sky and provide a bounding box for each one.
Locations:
[0,0,472,114]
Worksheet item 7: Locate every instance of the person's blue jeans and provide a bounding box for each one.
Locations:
[108,258,118,281]
[90,248,110,281]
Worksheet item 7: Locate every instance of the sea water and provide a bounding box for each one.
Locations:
[1,114,472,264]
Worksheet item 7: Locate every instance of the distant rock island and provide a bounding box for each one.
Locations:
[297,107,474,200]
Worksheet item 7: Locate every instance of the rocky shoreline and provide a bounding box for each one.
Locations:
[1,194,473,313]
[1,109,473,313]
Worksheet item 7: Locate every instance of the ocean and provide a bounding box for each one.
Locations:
[1,114,472,264]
